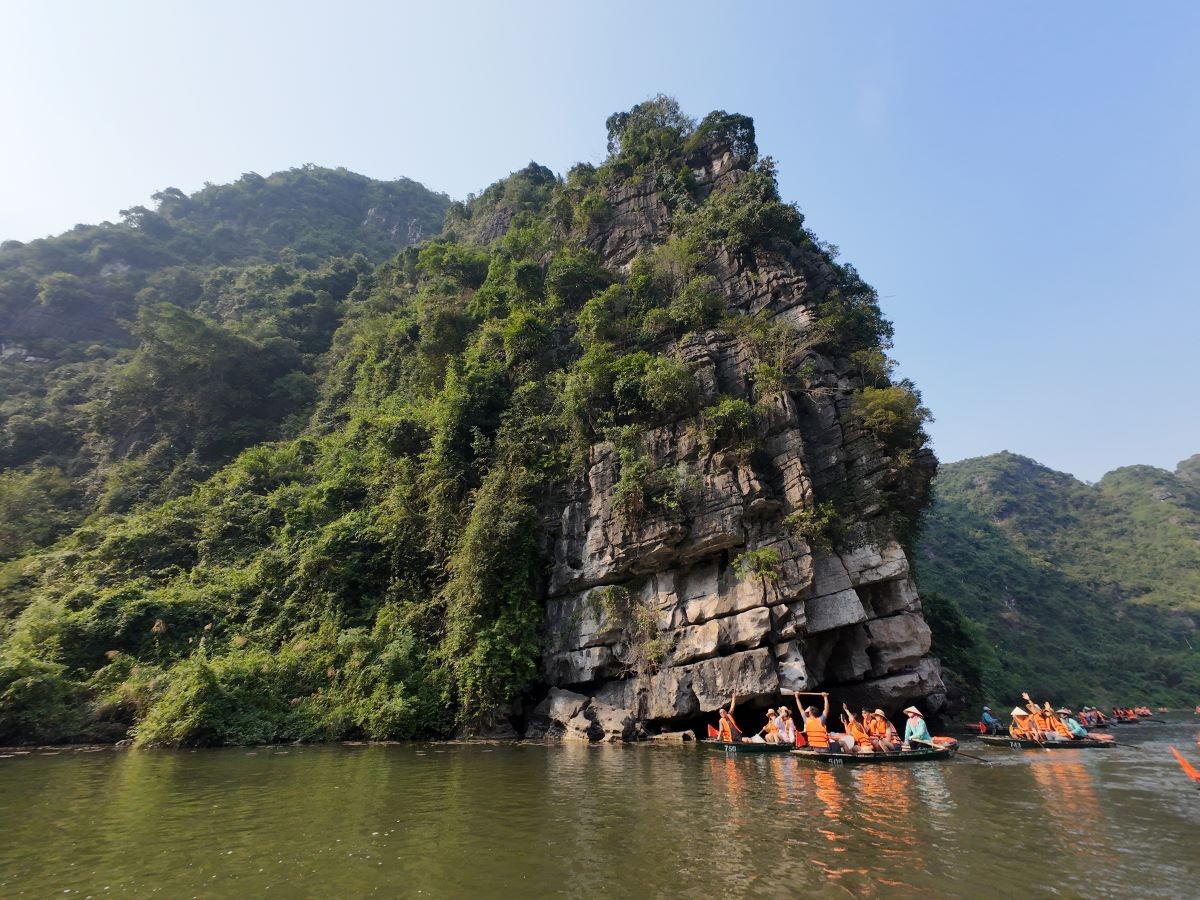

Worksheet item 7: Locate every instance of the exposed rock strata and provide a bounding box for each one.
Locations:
[527,138,944,740]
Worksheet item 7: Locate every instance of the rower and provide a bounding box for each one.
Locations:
[796,691,832,751]
[980,705,1003,735]
[901,706,933,748]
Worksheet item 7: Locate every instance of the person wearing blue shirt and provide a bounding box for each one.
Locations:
[1057,707,1089,739]
[980,706,1003,734]
[902,706,933,746]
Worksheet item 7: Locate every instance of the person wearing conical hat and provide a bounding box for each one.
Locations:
[1009,706,1037,740]
[901,706,934,747]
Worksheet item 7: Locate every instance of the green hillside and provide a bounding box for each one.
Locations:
[918,451,1200,708]
[0,168,448,556]
[0,99,926,746]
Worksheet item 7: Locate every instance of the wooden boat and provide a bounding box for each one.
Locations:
[978,735,1117,750]
[702,740,794,754]
[791,744,956,766]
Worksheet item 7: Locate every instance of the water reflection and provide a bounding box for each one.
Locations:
[1,731,1199,898]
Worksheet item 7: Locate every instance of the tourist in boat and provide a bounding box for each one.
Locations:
[796,691,832,751]
[1057,708,1089,739]
[866,708,901,751]
[840,705,874,753]
[901,706,934,748]
[980,705,1003,735]
[717,698,745,743]
[752,708,781,744]
[1009,707,1039,740]
[777,707,798,746]
[1022,694,1068,741]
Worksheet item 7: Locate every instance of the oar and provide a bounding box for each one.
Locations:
[1170,746,1200,782]
[912,737,991,764]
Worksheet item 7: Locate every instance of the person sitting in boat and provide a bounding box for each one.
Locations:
[1039,703,1074,742]
[1009,707,1038,740]
[901,706,934,748]
[717,698,746,743]
[1022,694,1068,741]
[795,691,832,751]
[841,705,874,754]
[751,709,780,744]
[980,706,1003,735]
[776,707,798,746]
[1056,708,1089,739]
[865,708,901,751]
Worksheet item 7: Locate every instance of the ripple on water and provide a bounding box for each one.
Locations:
[0,738,1198,897]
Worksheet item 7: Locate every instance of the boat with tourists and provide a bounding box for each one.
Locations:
[979,734,1117,750]
[792,739,957,766]
[701,740,793,754]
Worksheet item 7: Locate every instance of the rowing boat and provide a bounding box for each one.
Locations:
[791,744,956,766]
[701,740,794,754]
[978,735,1117,750]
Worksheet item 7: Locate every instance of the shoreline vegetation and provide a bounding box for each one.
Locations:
[2,98,931,747]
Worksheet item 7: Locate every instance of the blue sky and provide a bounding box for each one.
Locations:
[3,1,1197,481]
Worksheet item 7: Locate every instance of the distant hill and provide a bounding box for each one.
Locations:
[918,451,1200,707]
[0,167,449,556]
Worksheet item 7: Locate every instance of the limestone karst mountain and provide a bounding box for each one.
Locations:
[0,99,942,745]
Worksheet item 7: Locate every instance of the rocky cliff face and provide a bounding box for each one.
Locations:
[528,142,944,740]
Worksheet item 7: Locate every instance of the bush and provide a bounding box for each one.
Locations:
[700,397,756,451]
[731,548,782,582]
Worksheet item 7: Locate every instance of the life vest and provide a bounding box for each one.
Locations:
[1010,719,1031,739]
[804,715,830,749]
[847,720,872,748]
[718,715,742,742]
[1050,718,1071,739]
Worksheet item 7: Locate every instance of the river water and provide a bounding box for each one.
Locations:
[2,719,1198,898]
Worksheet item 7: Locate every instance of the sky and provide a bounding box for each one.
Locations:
[2,1,1197,482]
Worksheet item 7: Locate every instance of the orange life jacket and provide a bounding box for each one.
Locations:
[718,715,741,742]
[867,718,891,739]
[848,720,872,748]
[804,715,829,749]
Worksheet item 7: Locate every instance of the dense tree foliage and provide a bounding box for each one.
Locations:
[0,101,925,745]
[918,452,1200,706]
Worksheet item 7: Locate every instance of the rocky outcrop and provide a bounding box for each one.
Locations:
[529,137,945,740]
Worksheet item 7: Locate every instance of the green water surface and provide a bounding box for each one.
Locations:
[2,720,1198,897]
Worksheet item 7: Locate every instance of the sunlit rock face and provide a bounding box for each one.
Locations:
[531,138,943,740]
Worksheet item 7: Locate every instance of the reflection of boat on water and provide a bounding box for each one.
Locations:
[792,744,956,766]
[701,740,793,754]
[979,735,1116,750]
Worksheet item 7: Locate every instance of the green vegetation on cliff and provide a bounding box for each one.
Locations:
[0,99,929,746]
[918,452,1200,707]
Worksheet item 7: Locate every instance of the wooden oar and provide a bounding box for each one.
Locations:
[912,737,990,764]
[1170,746,1200,782]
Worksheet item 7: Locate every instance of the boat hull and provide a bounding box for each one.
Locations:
[702,740,794,754]
[791,746,955,766]
[978,735,1117,750]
